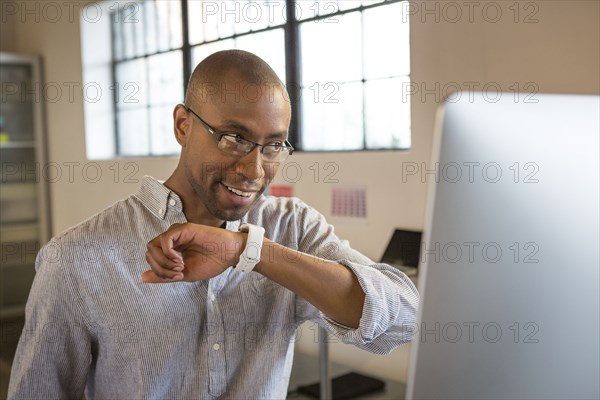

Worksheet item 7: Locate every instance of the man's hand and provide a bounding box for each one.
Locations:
[142,223,365,328]
[142,223,244,283]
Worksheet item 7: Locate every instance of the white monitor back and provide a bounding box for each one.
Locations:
[406,93,600,399]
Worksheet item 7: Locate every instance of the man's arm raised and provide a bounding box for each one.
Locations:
[142,222,365,328]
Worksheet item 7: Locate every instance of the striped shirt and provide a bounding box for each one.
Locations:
[8,176,419,399]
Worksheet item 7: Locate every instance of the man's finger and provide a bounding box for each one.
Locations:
[141,270,177,283]
[145,251,184,281]
[146,241,184,271]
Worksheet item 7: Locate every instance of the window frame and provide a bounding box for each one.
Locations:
[108,0,409,156]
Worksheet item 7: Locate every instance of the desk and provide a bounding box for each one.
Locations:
[288,352,406,399]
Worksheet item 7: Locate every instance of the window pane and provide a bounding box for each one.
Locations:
[112,15,123,60]
[295,1,318,21]
[192,39,236,66]
[191,31,286,84]
[363,2,410,79]
[339,1,365,12]
[132,5,146,57]
[188,0,285,43]
[236,29,286,82]
[121,15,135,59]
[296,1,337,21]
[167,0,183,48]
[148,51,184,106]
[155,0,182,51]
[118,108,150,156]
[188,0,240,42]
[188,0,205,44]
[362,0,385,6]
[188,0,221,44]
[264,0,286,27]
[364,77,411,149]
[301,82,363,150]
[300,12,362,85]
[115,59,148,110]
[225,0,285,33]
[150,105,179,155]
[144,0,159,54]
[233,2,253,36]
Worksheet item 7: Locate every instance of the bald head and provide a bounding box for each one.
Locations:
[185,50,287,109]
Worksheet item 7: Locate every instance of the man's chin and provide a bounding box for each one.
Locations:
[212,203,255,222]
[209,185,266,222]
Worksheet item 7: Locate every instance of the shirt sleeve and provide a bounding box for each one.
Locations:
[8,240,92,399]
[294,202,419,355]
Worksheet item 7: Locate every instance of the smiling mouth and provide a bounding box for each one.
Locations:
[225,185,256,198]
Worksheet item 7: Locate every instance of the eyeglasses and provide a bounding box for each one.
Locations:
[185,106,294,162]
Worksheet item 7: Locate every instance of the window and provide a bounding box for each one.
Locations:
[298,2,411,150]
[111,1,184,156]
[85,0,410,158]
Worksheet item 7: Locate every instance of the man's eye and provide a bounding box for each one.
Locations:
[233,135,247,144]
[222,134,244,144]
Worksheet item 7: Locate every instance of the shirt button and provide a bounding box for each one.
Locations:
[210,294,216,302]
[213,343,221,351]
[169,199,176,206]
[158,208,164,215]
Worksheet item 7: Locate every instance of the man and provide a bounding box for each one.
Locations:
[9,50,418,399]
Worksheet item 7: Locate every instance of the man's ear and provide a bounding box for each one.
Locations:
[173,104,192,147]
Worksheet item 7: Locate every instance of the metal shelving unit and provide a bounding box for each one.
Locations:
[0,52,51,319]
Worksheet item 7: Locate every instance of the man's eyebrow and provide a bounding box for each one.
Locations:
[218,120,250,133]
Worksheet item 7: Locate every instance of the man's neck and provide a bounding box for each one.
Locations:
[163,175,225,228]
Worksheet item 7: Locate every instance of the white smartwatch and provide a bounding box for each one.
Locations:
[236,223,265,272]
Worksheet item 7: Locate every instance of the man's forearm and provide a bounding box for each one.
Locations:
[143,224,366,328]
[254,239,365,328]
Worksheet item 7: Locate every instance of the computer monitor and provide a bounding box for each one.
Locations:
[406,93,599,399]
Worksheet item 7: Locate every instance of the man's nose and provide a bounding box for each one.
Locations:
[235,147,264,182]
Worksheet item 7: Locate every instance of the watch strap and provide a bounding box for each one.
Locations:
[236,223,265,272]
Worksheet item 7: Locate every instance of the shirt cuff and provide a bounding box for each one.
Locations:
[318,259,417,347]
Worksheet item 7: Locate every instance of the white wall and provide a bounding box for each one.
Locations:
[2,0,598,384]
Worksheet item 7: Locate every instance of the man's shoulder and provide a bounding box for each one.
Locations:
[251,195,310,217]
[36,194,148,273]
[249,194,326,227]
[49,194,141,245]
[50,175,167,245]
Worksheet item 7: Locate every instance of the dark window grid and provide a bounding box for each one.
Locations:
[188,23,289,44]
[144,1,152,155]
[288,0,406,150]
[183,3,290,128]
[112,1,174,61]
[285,0,300,149]
[296,0,404,24]
[360,8,367,150]
[111,0,182,156]
[110,8,119,155]
[187,0,287,46]
[110,0,406,156]
[132,6,138,58]
[165,1,173,52]
[111,22,288,65]
[187,24,288,51]
[296,1,408,151]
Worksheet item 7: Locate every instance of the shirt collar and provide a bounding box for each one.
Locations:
[134,176,182,220]
[134,175,244,231]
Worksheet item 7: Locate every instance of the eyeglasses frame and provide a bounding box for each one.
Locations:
[184,105,294,161]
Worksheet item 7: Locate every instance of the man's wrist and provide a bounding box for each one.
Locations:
[235,223,265,272]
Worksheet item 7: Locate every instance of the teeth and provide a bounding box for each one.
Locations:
[227,186,252,197]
